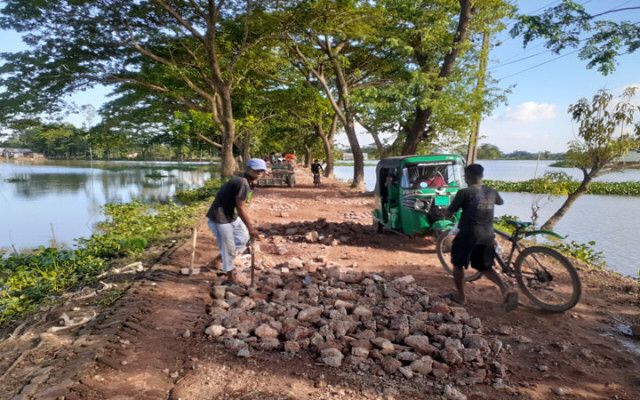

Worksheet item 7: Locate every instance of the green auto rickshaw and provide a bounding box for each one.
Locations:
[372,154,466,236]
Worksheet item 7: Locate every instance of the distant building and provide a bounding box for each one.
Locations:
[342,152,368,161]
[1,148,45,159]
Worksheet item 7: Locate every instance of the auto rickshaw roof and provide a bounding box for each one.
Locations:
[376,154,464,170]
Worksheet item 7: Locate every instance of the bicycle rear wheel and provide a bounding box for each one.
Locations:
[514,246,581,312]
[436,230,482,282]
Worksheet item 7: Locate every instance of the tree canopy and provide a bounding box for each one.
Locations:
[7,0,633,184]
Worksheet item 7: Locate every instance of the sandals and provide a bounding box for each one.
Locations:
[503,291,519,312]
[444,292,467,305]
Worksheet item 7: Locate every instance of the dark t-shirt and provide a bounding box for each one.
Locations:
[311,162,322,174]
[448,185,504,245]
[206,175,252,224]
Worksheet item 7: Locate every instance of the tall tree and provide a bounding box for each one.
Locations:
[286,0,392,190]
[356,0,511,156]
[0,0,279,176]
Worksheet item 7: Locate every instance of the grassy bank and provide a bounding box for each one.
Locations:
[0,179,221,325]
[485,179,640,196]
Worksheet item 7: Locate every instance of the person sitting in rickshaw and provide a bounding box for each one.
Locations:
[408,166,447,189]
[425,167,447,187]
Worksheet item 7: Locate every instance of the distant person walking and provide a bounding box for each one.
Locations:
[206,158,266,285]
[446,164,518,311]
[311,159,324,186]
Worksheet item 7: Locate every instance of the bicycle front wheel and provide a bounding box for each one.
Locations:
[514,246,581,312]
[436,230,482,282]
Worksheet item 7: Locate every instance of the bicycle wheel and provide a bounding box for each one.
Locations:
[436,230,482,282]
[514,246,581,312]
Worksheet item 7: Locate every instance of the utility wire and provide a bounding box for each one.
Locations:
[496,48,580,80]
[493,1,639,76]
[495,0,599,69]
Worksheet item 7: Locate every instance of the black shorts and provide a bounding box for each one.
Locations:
[451,236,495,271]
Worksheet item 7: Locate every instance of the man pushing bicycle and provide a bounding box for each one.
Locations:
[446,164,518,312]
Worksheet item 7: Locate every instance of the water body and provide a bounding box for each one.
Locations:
[334,160,640,276]
[2,159,638,276]
[1,160,216,251]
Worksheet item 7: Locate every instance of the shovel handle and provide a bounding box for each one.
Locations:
[249,239,256,287]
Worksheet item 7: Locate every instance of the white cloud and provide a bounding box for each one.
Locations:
[500,101,557,122]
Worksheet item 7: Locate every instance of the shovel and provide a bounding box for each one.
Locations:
[249,239,256,287]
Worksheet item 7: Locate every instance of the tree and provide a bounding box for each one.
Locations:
[0,0,281,176]
[511,0,640,75]
[285,0,389,190]
[355,0,511,156]
[476,143,503,160]
[541,88,640,230]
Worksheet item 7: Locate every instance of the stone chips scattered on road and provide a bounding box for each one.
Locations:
[204,257,506,393]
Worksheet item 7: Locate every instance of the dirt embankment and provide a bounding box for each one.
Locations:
[0,170,639,400]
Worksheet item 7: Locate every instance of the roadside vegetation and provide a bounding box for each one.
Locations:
[493,215,607,269]
[485,179,640,196]
[0,182,219,326]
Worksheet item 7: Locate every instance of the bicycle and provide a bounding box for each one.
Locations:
[313,172,321,187]
[436,220,582,312]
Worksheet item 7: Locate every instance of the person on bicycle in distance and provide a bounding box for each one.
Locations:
[311,159,323,186]
[446,164,518,311]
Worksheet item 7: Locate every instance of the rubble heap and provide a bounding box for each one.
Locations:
[205,259,507,388]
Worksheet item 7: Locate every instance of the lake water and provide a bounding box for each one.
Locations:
[334,160,640,276]
[1,160,216,251]
[2,159,638,276]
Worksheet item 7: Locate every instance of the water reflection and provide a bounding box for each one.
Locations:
[1,161,218,251]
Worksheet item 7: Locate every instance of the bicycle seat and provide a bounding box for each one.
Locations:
[505,220,532,230]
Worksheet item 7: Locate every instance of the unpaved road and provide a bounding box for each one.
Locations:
[1,170,639,400]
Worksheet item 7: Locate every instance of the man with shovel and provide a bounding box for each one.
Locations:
[207,158,266,285]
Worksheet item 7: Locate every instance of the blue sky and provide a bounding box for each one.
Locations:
[1,0,639,152]
[482,0,640,152]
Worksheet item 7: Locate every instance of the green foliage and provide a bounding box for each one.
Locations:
[549,160,573,168]
[492,215,606,269]
[476,144,503,160]
[79,202,199,259]
[511,0,640,75]
[493,214,521,234]
[550,240,606,269]
[0,247,105,324]
[565,88,640,176]
[485,179,640,196]
[0,179,217,324]
[174,179,222,205]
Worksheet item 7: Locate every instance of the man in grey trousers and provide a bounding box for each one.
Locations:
[206,158,266,284]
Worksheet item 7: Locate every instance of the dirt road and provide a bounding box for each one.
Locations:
[1,170,639,400]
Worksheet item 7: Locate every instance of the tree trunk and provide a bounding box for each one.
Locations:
[304,146,312,168]
[240,131,251,166]
[467,31,490,165]
[541,177,592,230]
[344,116,365,190]
[401,0,473,155]
[357,118,386,157]
[316,113,337,178]
[219,87,237,177]
[402,109,433,155]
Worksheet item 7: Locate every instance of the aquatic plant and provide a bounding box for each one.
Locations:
[0,180,216,325]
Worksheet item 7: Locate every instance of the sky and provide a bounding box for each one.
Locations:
[1,0,639,153]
